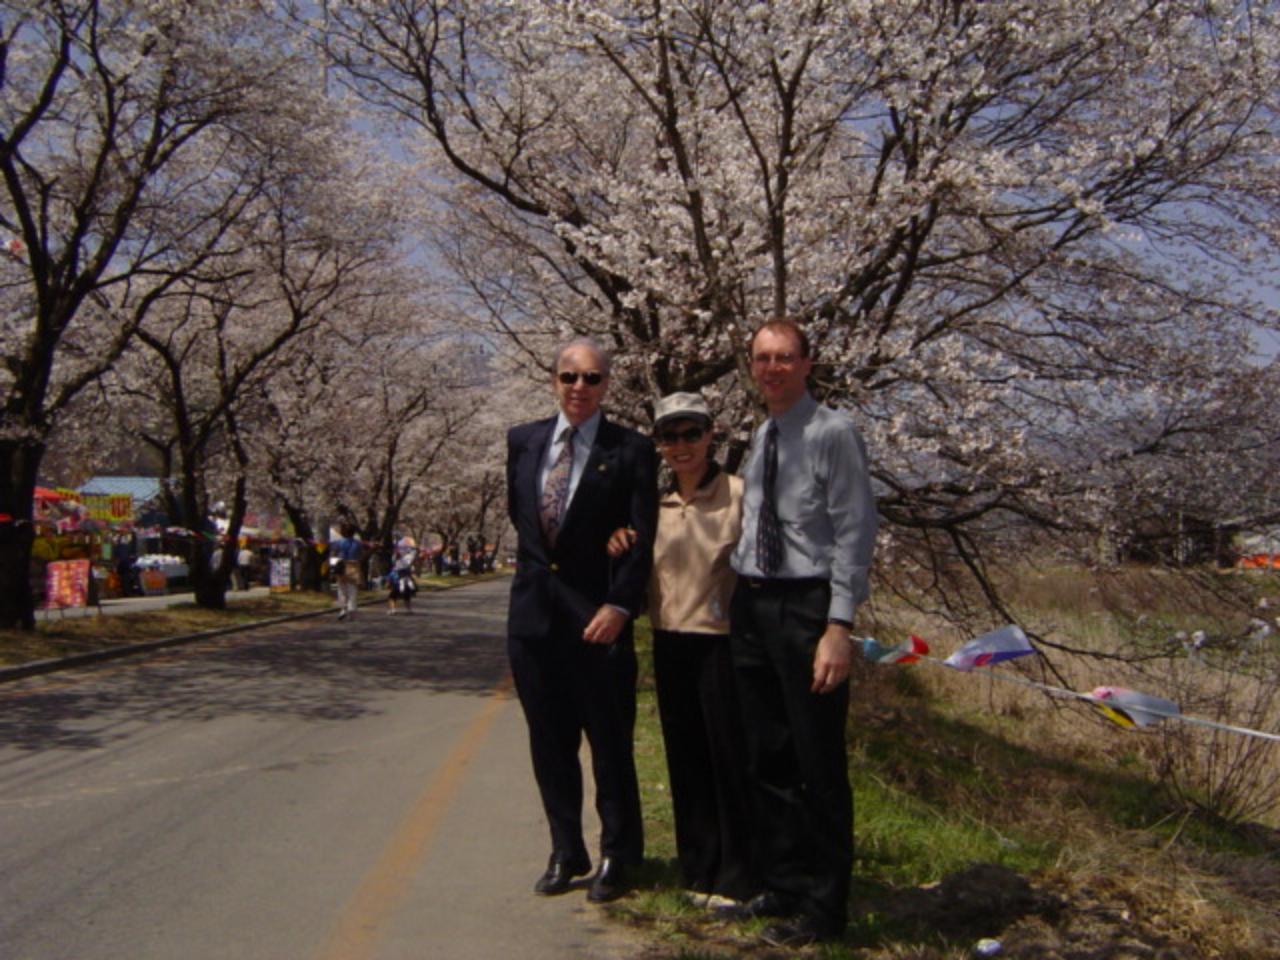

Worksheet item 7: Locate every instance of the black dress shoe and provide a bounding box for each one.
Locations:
[586,856,628,903]
[715,889,796,920]
[534,853,591,895]
[760,914,843,947]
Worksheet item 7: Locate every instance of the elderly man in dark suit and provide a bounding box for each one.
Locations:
[506,337,659,903]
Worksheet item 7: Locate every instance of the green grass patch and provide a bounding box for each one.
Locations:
[633,618,678,865]
[853,770,1051,884]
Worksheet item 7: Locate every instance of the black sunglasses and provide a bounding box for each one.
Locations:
[656,426,707,445]
[557,371,604,386]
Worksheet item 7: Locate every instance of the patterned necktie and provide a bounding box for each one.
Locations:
[756,421,783,576]
[540,426,576,546]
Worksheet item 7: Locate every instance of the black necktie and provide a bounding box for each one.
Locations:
[540,426,575,546]
[756,421,783,576]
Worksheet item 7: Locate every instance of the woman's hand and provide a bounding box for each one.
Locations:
[606,526,637,559]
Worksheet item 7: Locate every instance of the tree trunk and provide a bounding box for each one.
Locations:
[298,541,324,592]
[191,476,248,610]
[192,554,229,610]
[282,504,324,592]
[0,440,42,630]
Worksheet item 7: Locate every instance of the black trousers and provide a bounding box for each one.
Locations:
[508,626,643,866]
[730,578,852,928]
[652,630,754,900]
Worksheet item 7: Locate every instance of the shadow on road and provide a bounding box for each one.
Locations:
[0,583,514,753]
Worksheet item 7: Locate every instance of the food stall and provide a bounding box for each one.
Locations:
[31,488,103,609]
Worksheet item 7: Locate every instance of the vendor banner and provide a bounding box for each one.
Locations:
[44,558,91,609]
[81,493,132,522]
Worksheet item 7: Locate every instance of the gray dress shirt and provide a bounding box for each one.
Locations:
[730,392,878,623]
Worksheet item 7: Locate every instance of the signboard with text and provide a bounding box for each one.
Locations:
[269,558,291,592]
[140,569,168,596]
[44,559,91,609]
[81,493,133,522]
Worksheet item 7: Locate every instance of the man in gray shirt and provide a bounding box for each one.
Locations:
[727,318,878,946]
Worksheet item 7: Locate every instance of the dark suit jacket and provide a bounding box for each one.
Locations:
[506,414,658,640]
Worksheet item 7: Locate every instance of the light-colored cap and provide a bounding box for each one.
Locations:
[653,392,711,429]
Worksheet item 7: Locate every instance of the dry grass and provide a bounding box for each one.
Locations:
[0,591,338,667]
[882,566,1280,826]
[622,567,1280,958]
[845,567,1280,957]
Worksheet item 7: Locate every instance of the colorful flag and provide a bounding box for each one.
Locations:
[861,635,929,664]
[944,625,1035,671]
[1090,686,1180,728]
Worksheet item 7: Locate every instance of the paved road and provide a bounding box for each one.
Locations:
[0,579,652,960]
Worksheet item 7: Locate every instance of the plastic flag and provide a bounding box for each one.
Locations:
[944,625,1035,672]
[1090,686,1180,728]
[861,635,929,664]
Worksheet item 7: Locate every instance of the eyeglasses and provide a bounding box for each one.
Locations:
[751,352,798,368]
[656,426,706,445]
[557,371,605,386]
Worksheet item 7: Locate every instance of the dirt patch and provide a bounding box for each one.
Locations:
[623,858,1280,959]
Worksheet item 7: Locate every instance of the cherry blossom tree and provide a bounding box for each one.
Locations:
[0,0,334,626]
[249,317,373,592]
[335,336,485,572]
[406,357,535,567]
[318,0,1280,638]
[244,263,490,589]
[1091,361,1280,565]
[96,139,400,609]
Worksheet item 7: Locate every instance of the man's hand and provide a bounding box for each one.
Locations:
[812,623,852,693]
[584,604,627,644]
[606,526,637,559]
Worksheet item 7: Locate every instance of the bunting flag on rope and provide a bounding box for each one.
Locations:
[861,634,929,664]
[943,624,1036,671]
[858,626,1280,743]
[1090,686,1180,728]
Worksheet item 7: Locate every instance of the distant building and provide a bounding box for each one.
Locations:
[1237,528,1280,570]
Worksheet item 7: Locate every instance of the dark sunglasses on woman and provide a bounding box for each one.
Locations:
[656,426,706,445]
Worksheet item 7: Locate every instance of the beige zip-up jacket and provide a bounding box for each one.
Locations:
[649,469,743,635]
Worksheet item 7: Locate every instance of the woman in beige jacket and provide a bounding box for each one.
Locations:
[611,392,753,906]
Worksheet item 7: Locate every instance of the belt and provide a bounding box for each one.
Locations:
[738,575,828,592]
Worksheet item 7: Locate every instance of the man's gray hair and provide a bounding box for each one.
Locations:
[555,337,611,376]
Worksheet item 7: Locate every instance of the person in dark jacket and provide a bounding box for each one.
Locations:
[505,337,658,904]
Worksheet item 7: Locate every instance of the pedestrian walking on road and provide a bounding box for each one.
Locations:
[331,524,363,621]
[505,337,658,904]
[388,536,418,615]
[236,541,254,591]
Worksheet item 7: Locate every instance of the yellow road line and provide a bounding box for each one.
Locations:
[315,676,515,960]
